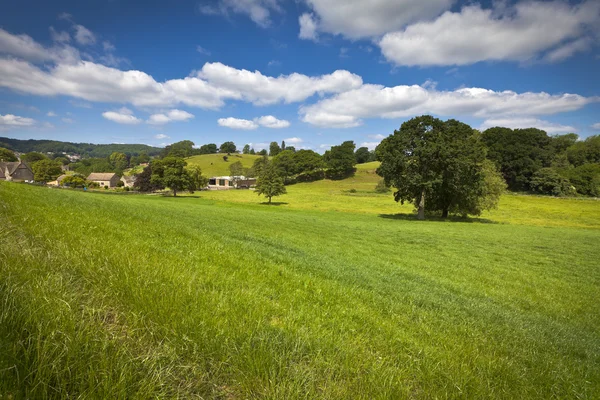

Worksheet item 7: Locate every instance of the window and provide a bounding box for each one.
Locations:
[219,179,226,186]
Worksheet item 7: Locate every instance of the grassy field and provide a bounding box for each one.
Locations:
[1,179,599,399]
[186,153,264,177]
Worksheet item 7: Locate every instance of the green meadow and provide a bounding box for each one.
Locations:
[1,171,599,398]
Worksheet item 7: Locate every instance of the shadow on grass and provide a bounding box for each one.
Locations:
[160,194,203,199]
[259,202,289,206]
[379,213,498,224]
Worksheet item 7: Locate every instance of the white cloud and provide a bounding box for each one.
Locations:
[301,84,598,128]
[299,13,319,41]
[255,115,290,128]
[196,45,211,56]
[154,133,170,139]
[0,28,80,64]
[197,62,363,105]
[74,24,96,45]
[47,111,57,117]
[148,109,195,125]
[379,1,600,66]
[368,134,385,140]
[103,41,116,52]
[49,27,70,43]
[284,137,303,144]
[0,114,36,126]
[218,117,259,130]
[480,117,577,134]
[199,0,282,28]
[301,0,453,39]
[592,123,600,130]
[102,108,141,124]
[62,117,75,123]
[360,141,380,150]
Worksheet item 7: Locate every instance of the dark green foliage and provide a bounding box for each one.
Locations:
[161,140,195,158]
[551,133,579,154]
[229,161,244,176]
[286,146,296,153]
[31,159,62,182]
[134,165,162,192]
[242,144,250,154]
[482,127,553,190]
[256,163,287,203]
[355,147,372,164]
[0,136,161,157]
[0,147,17,162]
[249,148,256,155]
[71,158,115,176]
[219,142,237,154]
[530,168,576,196]
[324,141,356,179]
[377,116,502,219]
[53,156,70,166]
[269,142,281,157]
[272,150,296,178]
[251,155,270,178]
[257,149,268,156]
[21,152,47,163]
[560,163,600,197]
[222,155,228,162]
[198,143,218,154]
[566,135,600,166]
[61,175,87,188]
[281,141,286,151]
[151,157,193,196]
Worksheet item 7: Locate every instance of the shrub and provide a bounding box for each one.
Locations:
[375,179,391,193]
[530,168,575,196]
[561,163,600,197]
[348,188,357,193]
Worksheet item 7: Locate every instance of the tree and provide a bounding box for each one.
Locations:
[256,163,286,204]
[61,174,87,188]
[250,155,270,178]
[355,147,371,164]
[257,149,268,156]
[324,141,356,179]
[566,135,600,166]
[482,127,553,190]
[272,150,296,178]
[150,157,193,196]
[21,152,47,164]
[286,146,296,153]
[243,144,251,154]
[198,143,218,154]
[249,148,256,155]
[293,150,324,173]
[109,152,129,170]
[269,141,281,157]
[0,147,17,162]
[134,165,163,192]
[187,165,208,190]
[377,116,501,219]
[220,141,237,154]
[281,140,286,151]
[162,140,195,158]
[229,160,244,176]
[560,163,600,196]
[32,159,62,182]
[551,133,579,155]
[530,168,575,196]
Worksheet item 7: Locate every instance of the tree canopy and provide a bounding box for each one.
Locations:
[198,143,218,154]
[377,115,504,219]
[269,141,282,157]
[150,157,193,196]
[255,162,286,204]
[32,159,62,182]
[21,152,48,164]
[324,141,356,179]
[0,147,17,162]
[219,142,237,154]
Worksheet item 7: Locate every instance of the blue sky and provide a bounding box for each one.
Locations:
[1,0,599,152]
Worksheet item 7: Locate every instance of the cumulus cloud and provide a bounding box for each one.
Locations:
[368,134,385,140]
[154,133,170,139]
[49,26,70,43]
[255,115,290,128]
[360,141,380,150]
[147,109,195,125]
[62,117,74,123]
[74,24,96,45]
[301,0,453,39]
[480,117,577,134]
[47,111,57,117]
[592,123,600,130]
[199,0,282,28]
[0,28,80,64]
[299,13,319,41]
[218,117,259,130]
[379,1,600,66]
[284,137,303,144]
[102,107,142,124]
[0,114,36,126]
[300,84,598,128]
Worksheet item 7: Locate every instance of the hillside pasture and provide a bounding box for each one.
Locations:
[1,182,599,398]
[186,153,263,177]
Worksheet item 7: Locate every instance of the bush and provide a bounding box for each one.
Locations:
[561,163,600,197]
[375,179,391,193]
[348,188,357,193]
[530,168,575,196]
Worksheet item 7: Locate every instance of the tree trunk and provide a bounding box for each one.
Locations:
[268,196,272,204]
[417,189,425,220]
[442,208,448,218]
[173,189,177,197]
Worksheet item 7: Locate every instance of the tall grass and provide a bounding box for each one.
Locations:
[1,182,599,398]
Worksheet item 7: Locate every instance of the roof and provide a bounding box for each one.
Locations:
[56,174,68,182]
[0,161,32,178]
[87,172,118,181]
[210,175,246,180]
[121,175,136,183]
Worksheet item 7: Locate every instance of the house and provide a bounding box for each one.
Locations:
[48,174,68,186]
[207,176,256,190]
[120,175,137,188]
[0,161,34,182]
[87,172,120,188]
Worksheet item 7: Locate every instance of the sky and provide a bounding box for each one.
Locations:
[1,0,599,152]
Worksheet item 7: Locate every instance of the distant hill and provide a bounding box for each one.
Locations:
[0,137,162,158]
[186,153,264,177]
